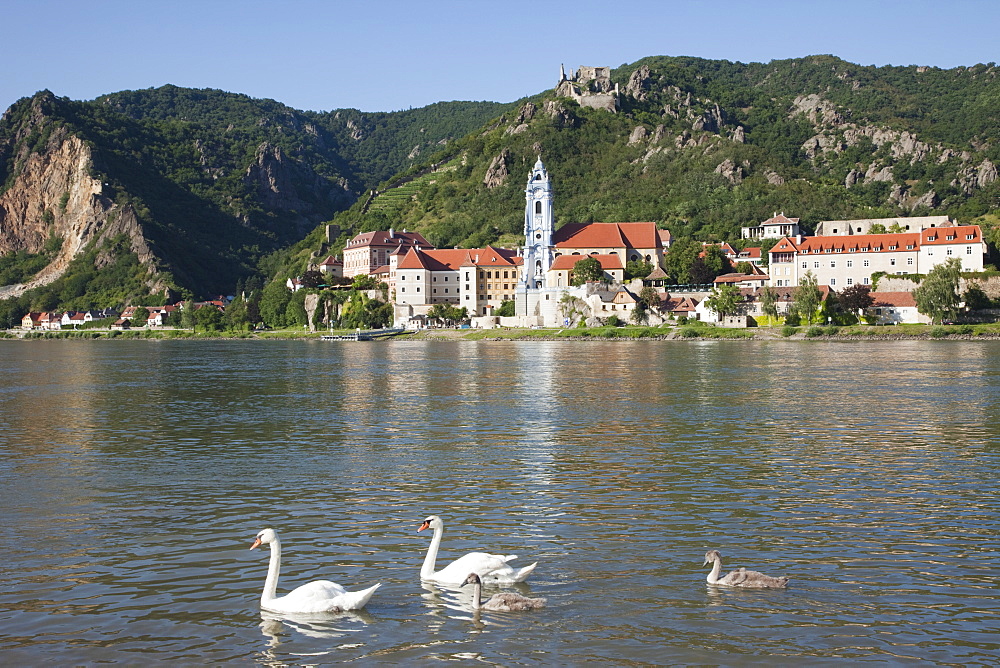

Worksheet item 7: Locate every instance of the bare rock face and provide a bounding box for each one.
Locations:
[514,102,537,124]
[483,149,511,189]
[692,104,724,133]
[0,122,168,299]
[764,170,785,186]
[625,65,652,101]
[845,169,861,188]
[977,159,998,188]
[543,101,577,128]
[244,142,352,224]
[864,163,894,183]
[714,158,744,185]
[909,189,938,210]
[628,126,649,145]
[731,126,745,143]
[791,94,844,126]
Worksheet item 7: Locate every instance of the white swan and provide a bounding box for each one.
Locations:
[417,515,537,585]
[250,528,380,613]
[463,572,546,611]
[704,549,789,588]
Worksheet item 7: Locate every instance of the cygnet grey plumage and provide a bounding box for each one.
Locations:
[703,549,789,588]
[463,572,547,611]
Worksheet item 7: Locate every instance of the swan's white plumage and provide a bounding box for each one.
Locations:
[250,527,380,614]
[417,515,537,585]
[703,549,789,588]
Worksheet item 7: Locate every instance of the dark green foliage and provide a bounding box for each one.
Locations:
[571,256,605,285]
[495,300,515,317]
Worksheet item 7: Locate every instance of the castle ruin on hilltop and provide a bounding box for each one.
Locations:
[555,64,619,112]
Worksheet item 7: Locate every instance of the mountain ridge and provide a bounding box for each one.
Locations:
[1,54,998,323]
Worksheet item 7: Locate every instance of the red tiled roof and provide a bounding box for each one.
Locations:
[550,254,624,270]
[397,246,520,271]
[553,222,661,249]
[870,292,917,307]
[347,230,431,249]
[920,225,982,245]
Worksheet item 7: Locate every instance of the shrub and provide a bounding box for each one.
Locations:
[678,327,700,338]
[605,315,621,327]
[929,326,948,338]
[805,326,824,337]
[781,326,798,337]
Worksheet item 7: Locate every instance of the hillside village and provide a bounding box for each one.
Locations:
[286,157,991,331]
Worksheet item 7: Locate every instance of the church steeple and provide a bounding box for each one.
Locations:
[520,156,554,289]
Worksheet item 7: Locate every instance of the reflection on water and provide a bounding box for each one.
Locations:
[0,340,998,665]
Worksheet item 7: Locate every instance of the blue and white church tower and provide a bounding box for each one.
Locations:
[516,157,563,323]
[520,156,554,290]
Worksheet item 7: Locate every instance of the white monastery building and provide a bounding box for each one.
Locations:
[768,224,986,288]
[342,228,431,278]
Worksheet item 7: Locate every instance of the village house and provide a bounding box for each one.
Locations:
[742,212,802,240]
[866,292,930,325]
[390,245,522,321]
[343,229,432,278]
[317,255,344,278]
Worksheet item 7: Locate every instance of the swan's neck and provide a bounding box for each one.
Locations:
[420,523,443,579]
[469,581,482,610]
[261,538,281,604]
[706,558,722,584]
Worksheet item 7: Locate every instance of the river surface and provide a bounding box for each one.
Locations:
[0,339,998,666]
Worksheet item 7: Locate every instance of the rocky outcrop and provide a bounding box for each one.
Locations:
[791,94,844,126]
[625,65,652,101]
[952,158,998,194]
[244,142,352,226]
[543,101,577,128]
[483,149,510,189]
[714,158,744,184]
[628,126,648,145]
[0,121,166,298]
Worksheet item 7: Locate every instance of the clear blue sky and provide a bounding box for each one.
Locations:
[2,0,998,115]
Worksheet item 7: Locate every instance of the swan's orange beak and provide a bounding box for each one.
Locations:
[250,537,262,550]
[418,520,430,532]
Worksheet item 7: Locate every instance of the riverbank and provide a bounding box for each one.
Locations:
[6,322,1000,342]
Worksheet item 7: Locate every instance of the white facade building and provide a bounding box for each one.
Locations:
[768,224,986,288]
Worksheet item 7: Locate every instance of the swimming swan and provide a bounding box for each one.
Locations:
[463,572,546,611]
[250,528,380,613]
[703,549,789,588]
[417,515,537,585]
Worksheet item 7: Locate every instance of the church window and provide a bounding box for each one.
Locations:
[535,201,542,214]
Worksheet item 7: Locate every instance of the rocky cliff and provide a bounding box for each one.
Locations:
[0,95,167,299]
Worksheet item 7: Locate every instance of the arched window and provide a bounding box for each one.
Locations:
[535,201,542,214]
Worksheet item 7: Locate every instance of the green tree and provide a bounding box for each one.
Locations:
[962,283,991,312]
[224,292,249,331]
[624,259,653,281]
[793,271,822,324]
[427,303,468,326]
[913,257,962,324]
[571,257,605,286]
[258,279,291,328]
[494,300,515,317]
[638,285,660,310]
[759,286,779,321]
[630,301,648,325]
[735,261,754,274]
[704,283,741,319]
[663,238,700,284]
[869,223,888,234]
[194,305,223,332]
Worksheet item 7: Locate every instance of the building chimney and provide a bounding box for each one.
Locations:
[389,227,394,238]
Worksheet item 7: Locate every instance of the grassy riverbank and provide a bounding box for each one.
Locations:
[7,322,1000,341]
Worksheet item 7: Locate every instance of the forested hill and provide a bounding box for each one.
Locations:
[310,54,1000,273]
[0,87,514,315]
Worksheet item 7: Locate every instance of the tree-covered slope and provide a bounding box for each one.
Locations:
[314,54,1000,266]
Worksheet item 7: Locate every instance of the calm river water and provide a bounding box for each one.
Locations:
[1,339,998,665]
